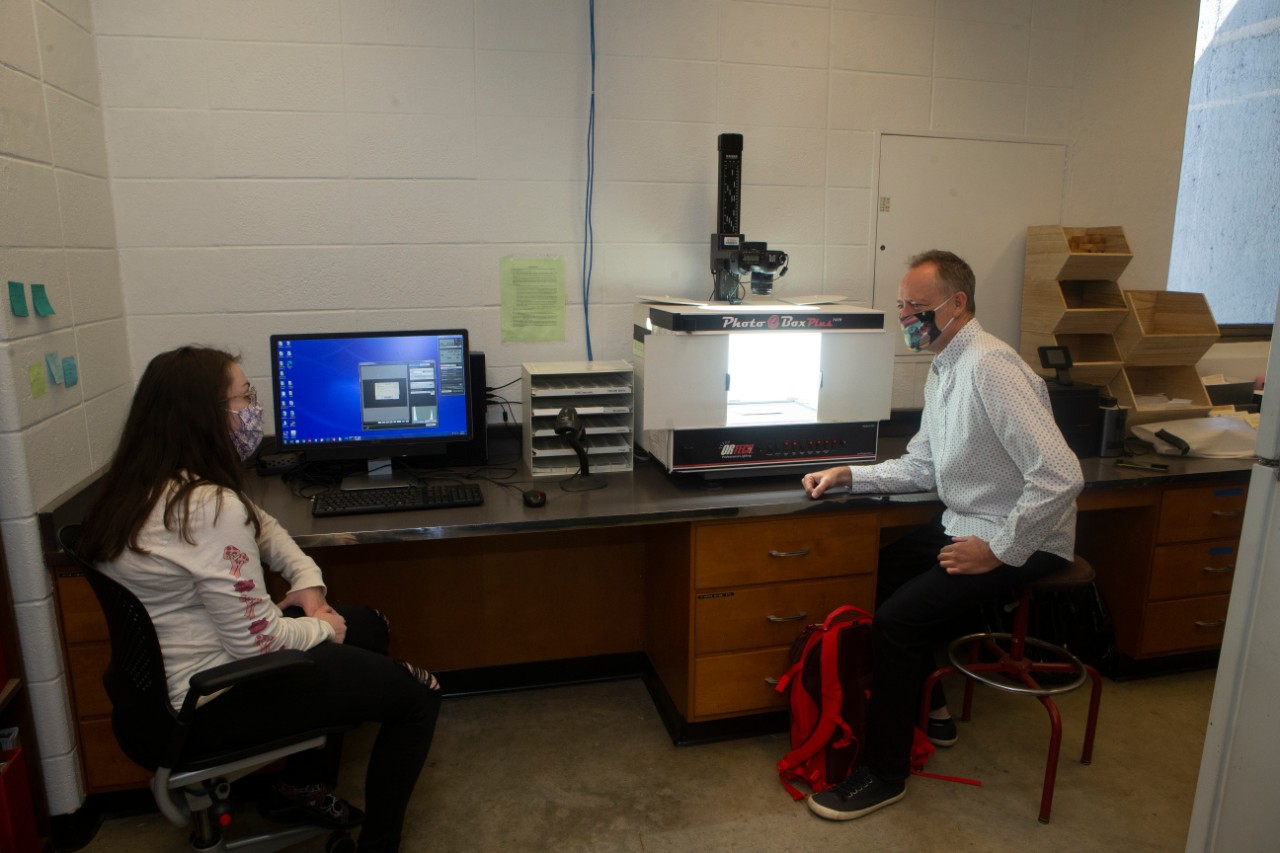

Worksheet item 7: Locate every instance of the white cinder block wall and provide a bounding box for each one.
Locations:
[0,0,130,815]
[0,0,1199,815]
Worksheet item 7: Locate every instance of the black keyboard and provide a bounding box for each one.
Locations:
[311,483,484,518]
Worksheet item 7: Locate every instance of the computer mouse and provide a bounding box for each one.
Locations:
[522,489,547,508]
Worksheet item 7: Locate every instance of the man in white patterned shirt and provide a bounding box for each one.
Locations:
[801,249,1084,821]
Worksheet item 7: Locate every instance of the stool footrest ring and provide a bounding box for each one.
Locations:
[947,632,1090,697]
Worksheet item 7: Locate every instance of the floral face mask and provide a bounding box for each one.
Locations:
[900,298,956,352]
[230,403,265,460]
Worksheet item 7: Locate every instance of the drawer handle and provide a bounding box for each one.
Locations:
[764,677,780,686]
[1202,565,1235,574]
[1194,619,1226,629]
[1210,510,1243,518]
[769,548,811,558]
[766,611,808,623]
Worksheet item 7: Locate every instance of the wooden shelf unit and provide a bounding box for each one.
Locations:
[1020,224,1222,429]
[1020,225,1134,391]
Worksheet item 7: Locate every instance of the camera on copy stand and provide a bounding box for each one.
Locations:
[709,133,788,303]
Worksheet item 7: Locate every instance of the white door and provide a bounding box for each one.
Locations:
[873,135,1067,352]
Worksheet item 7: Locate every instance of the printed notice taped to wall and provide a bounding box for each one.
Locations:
[501,256,565,343]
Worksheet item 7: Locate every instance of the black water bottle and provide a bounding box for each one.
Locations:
[1098,395,1127,457]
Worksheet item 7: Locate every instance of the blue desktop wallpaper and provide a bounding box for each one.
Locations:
[272,332,469,448]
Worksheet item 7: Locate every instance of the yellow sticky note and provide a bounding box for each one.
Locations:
[29,363,48,398]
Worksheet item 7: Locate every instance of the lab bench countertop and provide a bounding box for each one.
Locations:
[236,438,1256,550]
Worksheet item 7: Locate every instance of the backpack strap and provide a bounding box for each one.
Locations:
[775,605,873,694]
[777,625,846,799]
[821,604,872,630]
[776,605,873,799]
[908,726,982,786]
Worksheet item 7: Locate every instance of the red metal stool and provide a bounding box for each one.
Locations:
[919,555,1102,823]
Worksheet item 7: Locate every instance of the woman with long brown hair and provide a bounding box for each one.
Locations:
[79,345,440,852]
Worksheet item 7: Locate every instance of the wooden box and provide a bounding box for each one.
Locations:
[1115,291,1220,366]
[1025,225,1133,282]
[1109,365,1212,427]
[1021,278,1129,336]
[1020,330,1123,388]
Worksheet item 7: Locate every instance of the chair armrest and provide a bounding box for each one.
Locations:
[178,650,314,722]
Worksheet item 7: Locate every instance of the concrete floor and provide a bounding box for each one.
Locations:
[78,669,1213,852]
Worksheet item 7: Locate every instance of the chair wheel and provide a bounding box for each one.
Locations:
[325,830,355,853]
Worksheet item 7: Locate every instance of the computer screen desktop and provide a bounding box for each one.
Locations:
[270,329,472,474]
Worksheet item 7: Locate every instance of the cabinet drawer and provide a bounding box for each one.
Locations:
[1157,485,1247,543]
[693,647,792,718]
[695,575,874,655]
[1149,540,1238,601]
[694,513,877,589]
[79,718,149,791]
[1140,595,1230,656]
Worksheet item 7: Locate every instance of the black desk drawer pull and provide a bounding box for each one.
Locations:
[1194,619,1227,629]
[766,611,808,623]
[1210,510,1243,518]
[768,548,810,558]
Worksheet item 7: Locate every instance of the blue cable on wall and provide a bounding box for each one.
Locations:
[582,0,597,361]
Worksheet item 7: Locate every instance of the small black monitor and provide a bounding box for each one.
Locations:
[270,329,472,476]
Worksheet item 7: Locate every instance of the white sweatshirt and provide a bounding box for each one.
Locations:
[99,481,335,708]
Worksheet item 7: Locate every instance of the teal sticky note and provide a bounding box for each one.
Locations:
[62,356,78,388]
[8,281,28,317]
[31,283,55,316]
[45,352,64,385]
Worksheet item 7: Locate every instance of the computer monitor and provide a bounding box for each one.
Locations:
[270,329,472,483]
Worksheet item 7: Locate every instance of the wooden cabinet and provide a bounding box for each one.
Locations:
[52,571,150,792]
[1084,480,1246,660]
[650,511,879,725]
[1138,483,1244,655]
[42,469,1250,782]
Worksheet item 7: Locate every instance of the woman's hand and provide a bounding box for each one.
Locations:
[938,536,1001,575]
[278,585,331,617]
[315,608,347,644]
[801,466,851,499]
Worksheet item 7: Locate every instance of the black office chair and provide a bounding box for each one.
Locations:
[58,525,354,853]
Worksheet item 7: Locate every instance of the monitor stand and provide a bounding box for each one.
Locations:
[340,458,418,491]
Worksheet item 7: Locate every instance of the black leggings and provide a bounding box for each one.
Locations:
[185,605,441,852]
[865,521,1066,781]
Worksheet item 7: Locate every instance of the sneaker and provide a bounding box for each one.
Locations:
[258,782,365,829]
[807,766,906,821]
[926,716,958,747]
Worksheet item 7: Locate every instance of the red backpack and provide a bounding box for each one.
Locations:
[774,605,968,800]
[774,605,874,800]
